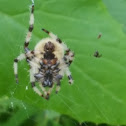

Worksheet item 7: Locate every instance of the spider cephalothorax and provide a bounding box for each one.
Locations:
[13,1,74,100]
[44,41,55,53]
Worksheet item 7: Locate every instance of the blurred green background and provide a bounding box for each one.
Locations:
[1,0,126,125]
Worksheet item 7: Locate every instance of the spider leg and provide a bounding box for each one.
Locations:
[31,82,44,97]
[42,28,66,47]
[42,28,64,44]
[45,85,54,100]
[39,84,47,96]
[30,67,44,97]
[14,53,26,83]
[26,50,44,64]
[64,49,74,66]
[56,85,60,94]
[65,68,73,84]
[55,75,62,94]
[28,50,43,56]
[24,2,34,52]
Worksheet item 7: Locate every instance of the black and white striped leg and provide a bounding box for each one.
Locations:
[30,68,44,97]
[42,28,63,44]
[26,50,43,62]
[56,75,62,93]
[24,2,34,52]
[68,75,73,84]
[56,84,60,94]
[64,49,74,66]
[14,53,26,83]
[66,68,73,84]
[39,84,47,96]
[45,85,54,100]
[31,82,44,97]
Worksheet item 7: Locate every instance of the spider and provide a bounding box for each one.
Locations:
[13,1,74,99]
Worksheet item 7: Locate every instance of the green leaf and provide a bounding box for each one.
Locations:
[102,0,126,33]
[0,0,126,125]
[0,96,38,126]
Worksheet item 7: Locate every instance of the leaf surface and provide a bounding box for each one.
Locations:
[0,0,126,125]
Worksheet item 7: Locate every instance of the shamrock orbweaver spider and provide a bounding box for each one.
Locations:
[13,1,74,99]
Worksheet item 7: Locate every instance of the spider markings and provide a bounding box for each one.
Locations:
[13,2,74,100]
